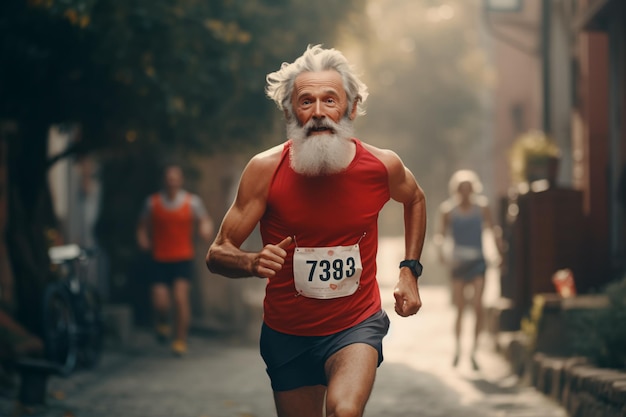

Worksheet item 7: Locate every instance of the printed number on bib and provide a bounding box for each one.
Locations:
[293,244,363,299]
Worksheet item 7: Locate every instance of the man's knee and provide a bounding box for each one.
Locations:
[326,402,363,417]
[172,279,190,301]
[151,285,170,307]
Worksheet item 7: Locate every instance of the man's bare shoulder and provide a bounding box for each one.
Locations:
[361,142,405,179]
[245,143,284,174]
[360,142,402,166]
[235,143,285,201]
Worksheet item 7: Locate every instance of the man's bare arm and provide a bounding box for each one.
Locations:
[205,146,292,278]
[372,147,426,260]
[366,145,426,317]
[198,215,214,243]
[136,216,151,251]
[392,165,427,261]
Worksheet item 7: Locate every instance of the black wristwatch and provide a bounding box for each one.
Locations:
[399,259,423,278]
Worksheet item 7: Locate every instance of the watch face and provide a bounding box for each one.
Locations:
[400,260,423,277]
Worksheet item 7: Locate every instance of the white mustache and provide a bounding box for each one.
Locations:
[303,118,337,135]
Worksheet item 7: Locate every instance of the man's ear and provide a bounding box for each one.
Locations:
[284,109,291,120]
[349,98,359,120]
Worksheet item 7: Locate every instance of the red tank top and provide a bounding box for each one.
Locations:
[260,139,390,336]
[151,193,194,262]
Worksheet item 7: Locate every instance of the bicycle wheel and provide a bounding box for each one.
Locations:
[42,284,78,376]
[77,286,104,369]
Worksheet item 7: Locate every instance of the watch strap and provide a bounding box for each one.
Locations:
[399,259,423,278]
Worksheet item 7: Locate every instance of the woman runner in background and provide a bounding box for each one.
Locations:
[435,170,503,370]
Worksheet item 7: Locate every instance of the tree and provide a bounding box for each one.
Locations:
[0,0,365,334]
[1,0,101,334]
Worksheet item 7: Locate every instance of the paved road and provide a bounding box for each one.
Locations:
[1,238,568,417]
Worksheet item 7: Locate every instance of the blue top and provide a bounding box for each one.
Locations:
[450,204,484,261]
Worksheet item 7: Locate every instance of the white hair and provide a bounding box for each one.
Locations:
[448,169,484,197]
[265,44,369,118]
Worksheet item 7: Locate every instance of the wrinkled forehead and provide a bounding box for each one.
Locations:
[293,70,346,97]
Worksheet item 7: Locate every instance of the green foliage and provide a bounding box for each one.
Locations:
[509,130,560,184]
[520,294,545,352]
[0,1,98,127]
[2,0,364,155]
[568,277,626,369]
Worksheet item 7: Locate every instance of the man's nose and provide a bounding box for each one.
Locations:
[312,100,324,118]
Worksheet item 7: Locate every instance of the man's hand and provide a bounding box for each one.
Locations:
[199,216,215,243]
[136,225,151,252]
[252,236,293,278]
[393,271,422,317]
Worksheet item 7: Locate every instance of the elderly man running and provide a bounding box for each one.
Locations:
[206,45,427,417]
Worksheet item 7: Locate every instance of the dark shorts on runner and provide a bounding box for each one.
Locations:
[151,260,193,286]
[259,309,390,392]
[451,258,487,282]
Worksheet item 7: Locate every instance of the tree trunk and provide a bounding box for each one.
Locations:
[5,122,57,337]
[0,125,14,311]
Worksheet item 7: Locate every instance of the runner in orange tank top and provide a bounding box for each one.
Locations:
[137,164,214,356]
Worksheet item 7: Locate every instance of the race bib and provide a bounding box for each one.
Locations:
[293,244,363,299]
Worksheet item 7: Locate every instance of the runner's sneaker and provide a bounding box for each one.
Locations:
[171,339,187,357]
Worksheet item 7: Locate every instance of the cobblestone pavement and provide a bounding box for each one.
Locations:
[0,238,569,417]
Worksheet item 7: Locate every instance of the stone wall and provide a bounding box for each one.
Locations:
[531,353,626,417]
[492,292,626,417]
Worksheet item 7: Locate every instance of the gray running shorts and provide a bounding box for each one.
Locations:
[259,309,390,391]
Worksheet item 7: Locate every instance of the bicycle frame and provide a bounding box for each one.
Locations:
[44,244,103,376]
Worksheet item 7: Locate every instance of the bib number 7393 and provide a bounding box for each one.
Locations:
[305,257,357,282]
[293,244,363,299]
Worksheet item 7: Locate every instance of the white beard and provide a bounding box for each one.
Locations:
[287,117,355,176]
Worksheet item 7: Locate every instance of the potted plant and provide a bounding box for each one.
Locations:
[510,130,560,187]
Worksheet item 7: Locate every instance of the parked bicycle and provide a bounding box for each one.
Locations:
[43,244,104,376]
